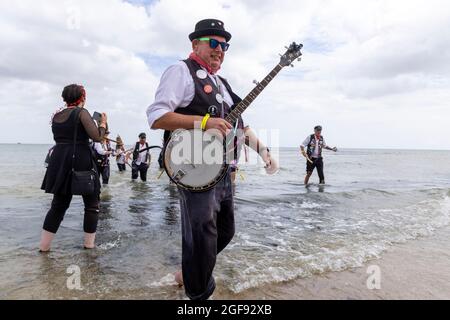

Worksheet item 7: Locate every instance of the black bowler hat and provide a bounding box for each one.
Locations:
[189,19,232,42]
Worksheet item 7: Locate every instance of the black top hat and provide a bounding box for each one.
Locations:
[189,19,232,42]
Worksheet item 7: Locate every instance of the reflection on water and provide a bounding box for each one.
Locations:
[128,182,152,226]
[0,145,450,299]
[163,185,180,226]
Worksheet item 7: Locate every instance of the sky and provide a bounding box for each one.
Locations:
[1,0,449,149]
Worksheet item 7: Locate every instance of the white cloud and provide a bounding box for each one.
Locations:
[0,0,449,149]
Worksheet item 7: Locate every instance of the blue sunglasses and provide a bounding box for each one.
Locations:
[197,37,230,52]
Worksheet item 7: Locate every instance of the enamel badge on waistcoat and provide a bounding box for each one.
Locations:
[175,59,232,119]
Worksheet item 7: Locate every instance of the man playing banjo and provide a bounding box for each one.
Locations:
[146,19,278,300]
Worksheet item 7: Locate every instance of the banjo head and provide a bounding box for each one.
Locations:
[164,129,229,192]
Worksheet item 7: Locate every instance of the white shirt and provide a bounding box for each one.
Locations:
[301,135,327,158]
[94,142,109,156]
[146,61,234,129]
[116,152,125,164]
[135,143,148,165]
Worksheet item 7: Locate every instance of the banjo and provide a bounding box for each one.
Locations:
[163,42,303,192]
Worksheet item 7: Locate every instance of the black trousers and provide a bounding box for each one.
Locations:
[97,164,110,184]
[117,163,126,172]
[178,171,235,300]
[43,193,100,234]
[132,162,148,181]
[306,157,325,183]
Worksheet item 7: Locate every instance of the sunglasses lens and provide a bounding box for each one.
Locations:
[209,39,219,49]
[209,39,229,52]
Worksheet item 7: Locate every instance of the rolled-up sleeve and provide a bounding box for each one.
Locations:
[301,136,310,148]
[146,61,194,129]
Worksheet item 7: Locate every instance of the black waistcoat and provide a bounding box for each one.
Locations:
[307,134,325,158]
[163,59,244,145]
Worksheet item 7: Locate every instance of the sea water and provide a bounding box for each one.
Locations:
[0,144,449,299]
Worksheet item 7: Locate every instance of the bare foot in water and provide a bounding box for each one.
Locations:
[175,270,183,287]
[39,230,55,252]
[84,232,96,249]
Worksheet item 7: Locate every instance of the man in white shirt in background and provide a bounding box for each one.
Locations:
[131,133,150,182]
[300,125,338,185]
[93,131,113,185]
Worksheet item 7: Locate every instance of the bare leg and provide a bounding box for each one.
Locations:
[304,172,312,185]
[230,171,236,184]
[39,230,55,252]
[175,270,184,287]
[84,232,96,249]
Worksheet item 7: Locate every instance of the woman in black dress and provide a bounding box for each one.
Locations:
[40,84,107,251]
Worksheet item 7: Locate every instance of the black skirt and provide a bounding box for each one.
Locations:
[41,143,100,195]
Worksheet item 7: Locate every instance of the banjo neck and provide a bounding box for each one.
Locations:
[225,64,284,124]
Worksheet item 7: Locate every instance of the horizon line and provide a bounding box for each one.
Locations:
[1,143,449,152]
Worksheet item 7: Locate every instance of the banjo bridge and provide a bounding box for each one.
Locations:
[172,169,187,183]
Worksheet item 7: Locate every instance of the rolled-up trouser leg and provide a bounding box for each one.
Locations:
[43,194,73,233]
[82,194,100,233]
[178,172,234,300]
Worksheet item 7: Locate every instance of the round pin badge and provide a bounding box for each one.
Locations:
[196,69,207,80]
[204,85,213,94]
[208,105,218,116]
[216,93,224,104]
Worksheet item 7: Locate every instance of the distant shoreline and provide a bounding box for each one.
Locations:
[1,143,449,152]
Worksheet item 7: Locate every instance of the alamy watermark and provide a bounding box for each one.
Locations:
[65,2,81,30]
[66,264,83,291]
[366,265,381,290]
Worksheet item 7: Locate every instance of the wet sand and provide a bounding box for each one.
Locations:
[3,226,449,300]
[215,225,450,300]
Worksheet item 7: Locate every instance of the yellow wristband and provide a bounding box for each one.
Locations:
[201,113,210,131]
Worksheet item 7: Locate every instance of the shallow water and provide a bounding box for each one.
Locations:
[0,144,449,299]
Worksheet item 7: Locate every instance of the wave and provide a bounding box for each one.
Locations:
[220,190,450,293]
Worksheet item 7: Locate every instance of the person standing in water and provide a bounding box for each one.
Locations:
[93,132,113,185]
[40,84,107,251]
[115,135,127,172]
[300,125,337,185]
[146,19,278,300]
[131,133,150,182]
